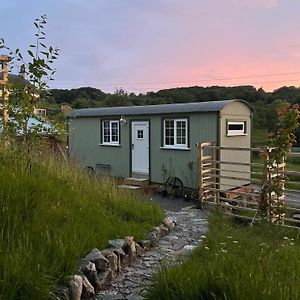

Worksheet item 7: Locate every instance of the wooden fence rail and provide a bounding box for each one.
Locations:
[198,143,300,228]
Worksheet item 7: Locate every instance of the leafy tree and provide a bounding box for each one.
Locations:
[260,103,300,223]
[102,88,133,107]
[0,15,59,138]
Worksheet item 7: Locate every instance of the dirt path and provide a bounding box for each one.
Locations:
[97,202,208,300]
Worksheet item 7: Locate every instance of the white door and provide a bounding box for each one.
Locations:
[131,121,149,175]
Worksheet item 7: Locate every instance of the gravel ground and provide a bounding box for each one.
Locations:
[97,207,208,300]
[145,193,198,212]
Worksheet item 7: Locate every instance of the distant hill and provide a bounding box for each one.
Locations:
[46,85,300,133]
[48,85,300,107]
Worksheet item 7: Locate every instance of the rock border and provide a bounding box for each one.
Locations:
[52,217,175,300]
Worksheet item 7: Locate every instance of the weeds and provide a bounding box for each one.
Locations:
[0,145,163,299]
[146,213,300,300]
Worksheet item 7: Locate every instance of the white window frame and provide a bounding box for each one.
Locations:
[227,121,246,136]
[101,120,120,145]
[163,118,188,149]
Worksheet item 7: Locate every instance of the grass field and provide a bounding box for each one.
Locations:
[0,144,164,300]
[146,213,300,300]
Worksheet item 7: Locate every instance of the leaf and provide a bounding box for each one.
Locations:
[28,50,34,57]
[30,44,36,48]
[34,22,39,28]
[40,43,46,48]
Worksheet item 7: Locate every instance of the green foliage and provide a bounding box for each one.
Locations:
[146,214,300,300]
[268,104,300,163]
[260,104,300,223]
[102,88,133,107]
[0,144,163,299]
[0,15,59,138]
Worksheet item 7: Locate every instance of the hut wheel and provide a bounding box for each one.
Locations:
[164,177,183,198]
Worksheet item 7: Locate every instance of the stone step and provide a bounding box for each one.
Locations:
[117,184,142,191]
[124,177,149,189]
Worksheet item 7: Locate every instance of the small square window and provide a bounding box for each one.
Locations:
[227,121,246,136]
[137,130,144,139]
[163,118,188,149]
[101,120,120,145]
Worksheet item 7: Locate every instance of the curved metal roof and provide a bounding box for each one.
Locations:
[68,99,251,118]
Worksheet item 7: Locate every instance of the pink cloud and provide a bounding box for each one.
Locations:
[231,0,278,8]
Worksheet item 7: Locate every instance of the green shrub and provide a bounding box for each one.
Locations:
[146,214,300,300]
[0,145,163,299]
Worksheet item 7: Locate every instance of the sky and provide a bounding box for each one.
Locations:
[1,0,300,93]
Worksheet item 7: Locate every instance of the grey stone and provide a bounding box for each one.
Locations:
[85,248,109,272]
[98,269,113,289]
[69,275,82,300]
[139,240,151,251]
[122,237,136,255]
[183,245,197,251]
[152,226,162,239]
[162,217,175,230]
[108,239,125,248]
[79,259,97,273]
[159,224,170,237]
[81,275,95,299]
[111,247,126,258]
[135,242,146,256]
[98,295,125,300]
[101,250,119,277]
[50,285,70,300]
[80,261,101,292]
[146,232,159,248]
[109,248,125,272]
[122,236,136,266]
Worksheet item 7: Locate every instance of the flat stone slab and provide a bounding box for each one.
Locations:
[117,185,141,190]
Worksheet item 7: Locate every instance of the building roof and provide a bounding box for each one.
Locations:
[0,73,28,86]
[68,99,251,118]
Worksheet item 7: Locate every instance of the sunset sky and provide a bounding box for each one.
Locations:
[1,0,300,93]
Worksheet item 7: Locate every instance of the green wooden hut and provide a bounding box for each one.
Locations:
[67,99,252,190]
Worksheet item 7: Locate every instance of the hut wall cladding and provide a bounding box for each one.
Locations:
[150,113,218,188]
[69,117,130,176]
[69,113,218,188]
[219,101,252,189]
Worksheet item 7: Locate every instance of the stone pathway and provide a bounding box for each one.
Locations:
[97,206,208,300]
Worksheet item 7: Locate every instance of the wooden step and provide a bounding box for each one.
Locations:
[117,184,142,191]
[124,177,149,188]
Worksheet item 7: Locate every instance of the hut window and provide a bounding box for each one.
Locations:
[227,121,246,136]
[102,120,119,145]
[164,119,188,149]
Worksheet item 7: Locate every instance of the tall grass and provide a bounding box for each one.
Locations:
[0,144,164,299]
[146,214,300,300]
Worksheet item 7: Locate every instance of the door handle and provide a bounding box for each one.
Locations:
[131,144,134,149]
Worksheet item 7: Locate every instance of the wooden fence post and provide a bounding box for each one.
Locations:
[0,55,11,131]
[261,147,286,224]
[211,142,219,205]
[198,143,204,208]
